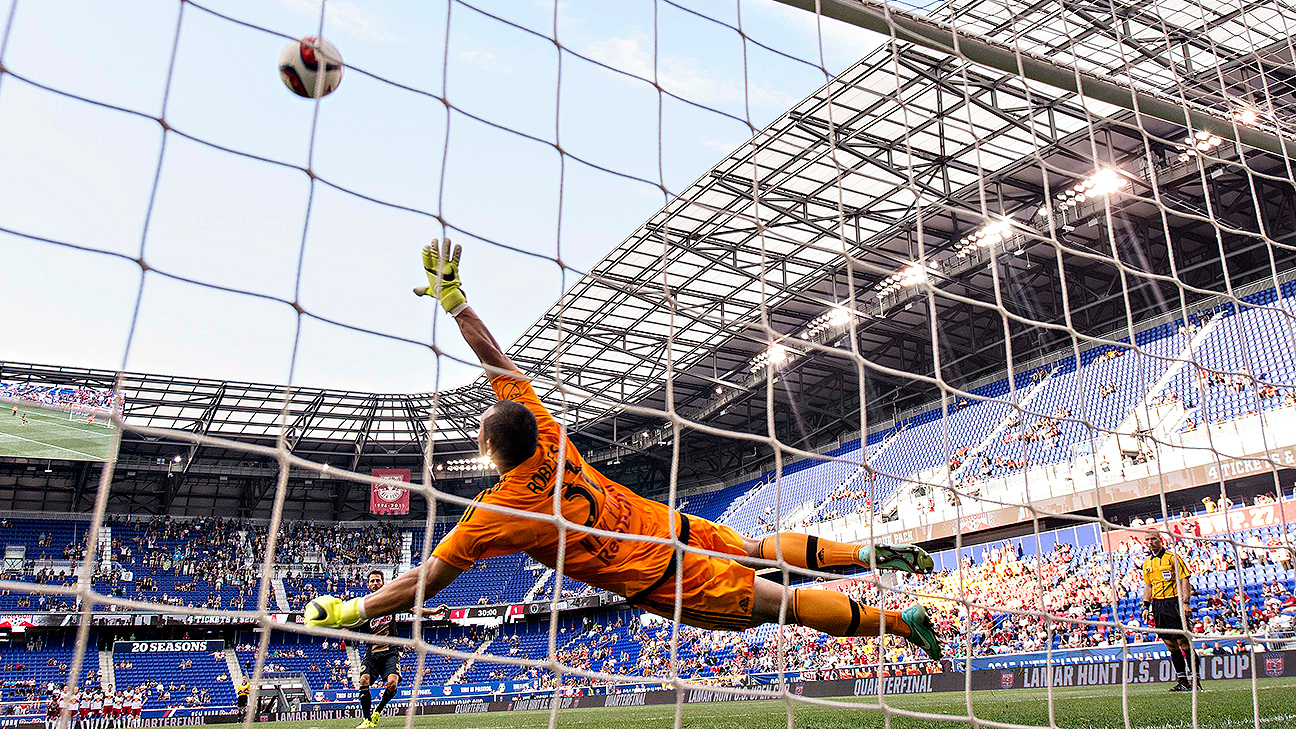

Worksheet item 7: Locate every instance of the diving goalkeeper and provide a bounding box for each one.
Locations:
[305,241,943,661]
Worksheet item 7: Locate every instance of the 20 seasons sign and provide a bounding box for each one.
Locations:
[112,640,225,653]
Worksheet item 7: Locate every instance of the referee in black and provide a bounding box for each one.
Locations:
[1141,530,1198,691]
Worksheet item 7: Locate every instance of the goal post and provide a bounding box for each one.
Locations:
[69,403,115,428]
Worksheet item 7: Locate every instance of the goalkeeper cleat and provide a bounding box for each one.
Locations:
[859,544,934,574]
[354,719,373,729]
[370,711,381,726]
[900,605,943,661]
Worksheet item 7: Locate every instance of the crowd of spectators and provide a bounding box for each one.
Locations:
[1176,365,1296,432]
[910,533,1294,657]
[283,567,377,611]
[0,382,121,411]
[516,611,943,691]
[248,521,403,566]
[512,521,1294,689]
[2,515,407,613]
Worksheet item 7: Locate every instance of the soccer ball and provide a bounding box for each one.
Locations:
[278,36,344,98]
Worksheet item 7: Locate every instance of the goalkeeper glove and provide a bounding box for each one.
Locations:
[303,595,365,629]
[414,239,467,315]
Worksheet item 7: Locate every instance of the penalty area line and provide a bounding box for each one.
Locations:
[0,431,101,459]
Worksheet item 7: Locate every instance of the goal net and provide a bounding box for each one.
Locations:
[69,404,115,428]
[1,0,1295,728]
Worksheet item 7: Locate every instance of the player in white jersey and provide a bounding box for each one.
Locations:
[128,690,143,727]
[91,692,103,729]
[72,691,86,729]
[107,690,121,728]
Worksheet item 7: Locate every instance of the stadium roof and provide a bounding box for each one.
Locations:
[487,0,1296,467]
[6,0,1296,518]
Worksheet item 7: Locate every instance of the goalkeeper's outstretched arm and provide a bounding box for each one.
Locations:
[304,558,463,628]
[367,557,463,617]
[452,306,515,379]
[414,239,516,378]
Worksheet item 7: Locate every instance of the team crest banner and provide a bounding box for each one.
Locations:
[370,468,411,515]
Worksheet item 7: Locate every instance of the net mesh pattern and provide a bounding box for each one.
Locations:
[1,0,1295,727]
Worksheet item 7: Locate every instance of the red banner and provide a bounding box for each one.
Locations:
[370,468,411,515]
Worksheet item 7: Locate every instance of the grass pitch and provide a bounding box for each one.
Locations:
[0,402,115,460]
[275,678,1296,729]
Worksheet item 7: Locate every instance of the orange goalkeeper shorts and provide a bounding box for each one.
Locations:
[635,515,756,632]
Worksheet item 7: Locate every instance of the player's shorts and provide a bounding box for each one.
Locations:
[1152,597,1187,631]
[361,650,401,680]
[632,514,755,632]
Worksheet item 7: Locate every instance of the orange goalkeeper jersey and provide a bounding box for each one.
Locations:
[432,372,681,600]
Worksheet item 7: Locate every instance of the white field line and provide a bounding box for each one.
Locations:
[0,430,102,459]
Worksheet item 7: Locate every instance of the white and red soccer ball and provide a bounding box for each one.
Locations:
[279,36,344,98]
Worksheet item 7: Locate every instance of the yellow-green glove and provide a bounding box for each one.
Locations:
[414,239,467,315]
[303,595,364,628]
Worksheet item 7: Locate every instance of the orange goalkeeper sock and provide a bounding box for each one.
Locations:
[790,588,909,638]
[758,533,862,570]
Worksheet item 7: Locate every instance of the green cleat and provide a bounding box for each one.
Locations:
[859,544,934,574]
[355,720,373,729]
[370,710,381,726]
[900,605,943,661]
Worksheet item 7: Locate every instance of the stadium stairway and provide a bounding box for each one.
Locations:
[271,577,289,611]
[399,531,413,572]
[1120,313,1224,435]
[721,447,861,536]
[224,649,244,684]
[524,569,552,602]
[889,319,1202,529]
[946,368,1057,484]
[804,436,899,524]
[99,649,112,690]
[715,482,763,526]
[446,629,497,685]
[96,526,112,565]
[866,370,1059,524]
[860,368,1052,521]
[345,643,360,683]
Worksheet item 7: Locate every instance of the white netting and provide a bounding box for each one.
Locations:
[1,0,1296,728]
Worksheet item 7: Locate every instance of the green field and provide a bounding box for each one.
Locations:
[272,679,1296,729]
[0,402,116,460]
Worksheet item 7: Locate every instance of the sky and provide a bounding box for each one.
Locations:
[0,0,894,394]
